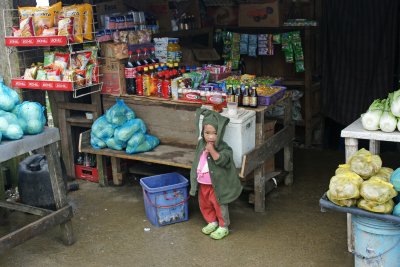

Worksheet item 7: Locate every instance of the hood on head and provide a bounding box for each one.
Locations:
[195,108,229,147]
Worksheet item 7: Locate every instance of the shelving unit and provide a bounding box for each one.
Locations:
[2,6,103,178]
[219,26,321,147]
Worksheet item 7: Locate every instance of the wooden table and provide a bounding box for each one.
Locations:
[80,94,294,212]
[341,118,400,252]
[0,127,74,251]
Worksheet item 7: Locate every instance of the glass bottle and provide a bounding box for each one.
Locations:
[250,86,258,108]
[242,85,250,107]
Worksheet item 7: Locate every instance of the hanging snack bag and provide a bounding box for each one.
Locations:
[75,69,86,86]
[81,3,93,40]
[58,16,75,43]
[19,16,35,37]
[51,2,62,25]
[86,64,94,85]
[61,5,84,43]
[36,69,47,80]
[18,6,36,21]
[53,52,69,73]
[62,69,76,82]
[42,27,57,36]
[33,5,56,36]
[74,51,92,70]
[23,66,37,80]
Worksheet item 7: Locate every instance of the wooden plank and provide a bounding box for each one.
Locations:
[44,142,75,246]
[341,118,400,142]
[283,95,294,185]
[0,205,73,252]
[240,125,294,178]
[0,201,52,216]
[0,127,60,162]
[57,102,97,112]
[111,157,125,185]
[80,130,195,169]
[97,155,108,187]
[66,116,93,125]
[254,109,266,212]
[248,172,285,204]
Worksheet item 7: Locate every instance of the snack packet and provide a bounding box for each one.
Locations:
[12,27,22,37]
[73,51,92,70]
[36,69,47,80]
[18,6,36,21]
[81,3,93,40]
[23,66,37,80]
[75,69,86,86]
[19,16,35,37]
[61,5,84,43]
[33,5,56,36]
[86,64,94,85]
[58,17,75,43]
[43,51,55,68]
[42,27,57,36]
[62,69,76,82]
[46,69,61,81]
[53,52,70,73]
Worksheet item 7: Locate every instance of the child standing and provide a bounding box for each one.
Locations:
[190,109,243,240]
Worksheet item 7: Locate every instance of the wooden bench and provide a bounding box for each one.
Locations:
[79,94,294,212]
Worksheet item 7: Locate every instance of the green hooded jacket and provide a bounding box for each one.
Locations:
[190,108,243,205]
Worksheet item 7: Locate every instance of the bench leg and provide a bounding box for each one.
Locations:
[44,142,75,246]
[111,157,126,186]
[96,155,108,187]
[284,143,293,185]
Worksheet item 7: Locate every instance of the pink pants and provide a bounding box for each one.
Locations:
[198,184,230,227]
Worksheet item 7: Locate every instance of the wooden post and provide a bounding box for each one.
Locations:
[111,157,126,185]
[283,96,294,185]
[344,137,358,253]
[254,110,266,212]
[44,143,75,246]
[97,155,108,187]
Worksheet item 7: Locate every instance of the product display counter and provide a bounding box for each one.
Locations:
[79,94,294,212]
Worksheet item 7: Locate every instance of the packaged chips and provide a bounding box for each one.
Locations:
[60,5,84,43]
[81,3,93,40]
[58,17,74,42]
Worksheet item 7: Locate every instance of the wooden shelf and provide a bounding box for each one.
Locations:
[66,116,93,127]
[153,27,213,38]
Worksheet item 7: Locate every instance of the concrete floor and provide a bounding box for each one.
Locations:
[0,148,372,267]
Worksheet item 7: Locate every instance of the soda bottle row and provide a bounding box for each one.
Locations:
[225,84,258,108]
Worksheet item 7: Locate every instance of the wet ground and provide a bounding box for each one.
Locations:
[0,148,376,267]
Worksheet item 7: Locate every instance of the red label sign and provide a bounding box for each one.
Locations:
[5,36,68,47]
[11,78,73,91]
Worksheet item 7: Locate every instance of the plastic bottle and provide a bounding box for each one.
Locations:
[142,67,150,96]
[167,39,175,64]
[136,66,144,96]
[174,39,182,63]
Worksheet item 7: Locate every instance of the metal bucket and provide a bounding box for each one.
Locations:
[352,215,400,267]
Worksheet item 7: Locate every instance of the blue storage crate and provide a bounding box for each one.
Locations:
[140,173,189,227]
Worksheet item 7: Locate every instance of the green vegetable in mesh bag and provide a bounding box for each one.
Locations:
[106,136,126,151]
[328,172,363,200]
[335,164,352,175]
[126,132,146,154]
[374,167,393,182]
[90,132,107,149]
[91,115,115,140]
[348,148,382,179]
[0,77,20,111]
[357,198,394,214]
[360,177,398,204]
[4,124,23,140]
[327,191,357,207]
[126,134,159,154]
[16,102,46,135]
[105,99,136,126]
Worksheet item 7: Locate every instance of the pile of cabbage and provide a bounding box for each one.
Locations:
[0,79,46,144]
[327,148,400,216]
[91,99,160,154]
[361,89,400,132]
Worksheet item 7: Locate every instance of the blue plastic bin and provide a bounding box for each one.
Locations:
[140,173,189,227]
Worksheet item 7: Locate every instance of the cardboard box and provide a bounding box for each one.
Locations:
[100,58,125,96]
[239,1,282,27]
[93,0,127,28]
[100,42,129,60]
[206,6,238,26]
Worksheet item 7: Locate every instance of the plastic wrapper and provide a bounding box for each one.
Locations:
[393,202,400,216]
[81,3,93,40]
[128,31,140,44]
[62,69,76,82]
[113,119,145,143]
[75,69,86,86]
[53,53,69,73]
[335,164,352,175]
[43,52,55,68]
[19,7,36,20]
[105,99,136,126]
[3,124,23,140]
[390,167,400,191]
[90,132,107,149]
[33,5,56,36]
[86,64,94,85]
[72,51,91,70]
[91,115,115,140]
[19,17,35,37]
[126,134,159,154]
[47,69,61,81]
[375,167,393,181]
[0,79,20,112]
[348,148,382,179]
[327,191,357,207]
[106,136,126,151]
[328,172,363,200]
[61,5,84,43]
[119,31,128,43]
[357,198,394,214]
[126,132,145,152]
[23,66,37,80]
[15,101,46,135]
[58,17,74,42]
[36,69,47,80]
[360,177,398,204]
